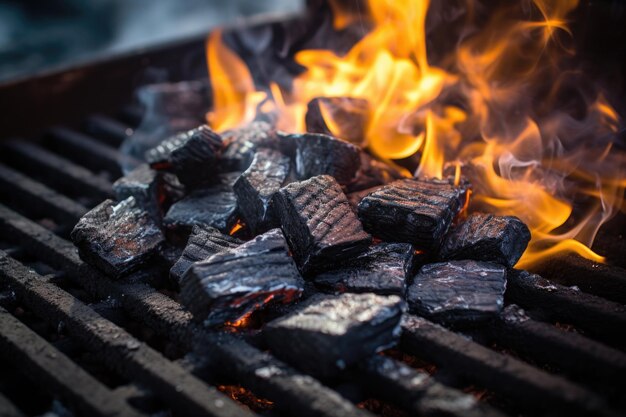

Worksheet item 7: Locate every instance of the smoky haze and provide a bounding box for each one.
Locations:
[0,0,304,82]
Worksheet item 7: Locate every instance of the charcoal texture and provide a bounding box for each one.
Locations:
[293,133,361,185]
[314,243,414,295]
[170,225,243,283]
[407,260,507,323]
[112,164,162,220]
[220,121,280,171]
[440,213,531,267]
[145,125,223,187]
[272,175,372,275]
[358,178,463,249]
[181,229,304,327]
[163,182,238,236]
[264,293,405,378]
[233,148,291,234]
[71,197,164,278]
[305,97,369,146]
[347,153,405,193]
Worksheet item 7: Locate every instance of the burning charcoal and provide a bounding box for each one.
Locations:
[305,97,369,146]
[293,133,361,185]
[145,125,223,188]
[358,178,463,249]
[163,182,238,236]
[441,213,531,267]
[314,243,414,295]
[272,175,372,275]
[180,229,304,327]
[233,148,291,234]
[112,164,162,220]
[170,225,243,283]
[220,121,279,171]
[347,153,405,193]
[264,293,405,378]
[71,197,164,278]
[407,260,507,323]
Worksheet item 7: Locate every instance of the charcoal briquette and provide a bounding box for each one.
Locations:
[220,121,281,171]
[358,178,464,249]
[272,175,372,275]
[264,293,405,378]
[293,133,361,185]
[180,229,304,327]
[314,243,415,295]
[112,164,162,220]
[407,260,507,323]
[440,213,530,267]
[305,97,369,146]
[347,152,405,193]
[233,148,291,234]
[71,197,165,278]
[170,225,243,283]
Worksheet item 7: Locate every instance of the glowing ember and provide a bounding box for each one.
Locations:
[206,0,626,268]
[217,385,274,411]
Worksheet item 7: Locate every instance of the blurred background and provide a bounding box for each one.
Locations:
[0,0,304,83]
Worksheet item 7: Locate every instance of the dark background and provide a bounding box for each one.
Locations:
[0,0,303,82]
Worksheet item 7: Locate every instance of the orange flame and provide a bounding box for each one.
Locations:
[207,0,626,268]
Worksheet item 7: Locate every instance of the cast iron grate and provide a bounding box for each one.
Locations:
[0,113,625,417]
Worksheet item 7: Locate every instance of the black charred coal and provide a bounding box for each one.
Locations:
[180,229,304,327]
[347,153,405,193]
[112,164,162,220]
[170,225,243,284]
[347,186,383,212]
[358,178,463,249]
[272,175,372,275]
[305,97,369,146]
[264,293,405,378]
[233,148,291,234]
[71,197,165,278]
[220,121,280,171]
[145,125,223,188]
[314,243,414,295]
[441,213,531,267]
[293,133,361,185]
[163,181,238,236]
[407,260,507,324]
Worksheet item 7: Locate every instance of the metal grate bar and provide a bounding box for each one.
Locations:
[0,306,144,417]
[506,270,626,347]
[0,252,256,417]
[0,139,113,200]
[84,114,133,148]
[400,315,615,417]
[0,163,87,225]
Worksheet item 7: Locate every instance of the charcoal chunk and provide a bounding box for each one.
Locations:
[220,121,279,171]
[233,148,291,234]
[347,153,405,193]
[145,125,223,187]
[112,164,162,220]
[305,97,369,146]
[264,293,404,378]
[358,178,463,249]
[407,260,506,323]
[181,229,304,327]
[272,175,372,275]
[440,213,531,267]
[170,225,243,283]
[293,133,361,185]
[314,243,414,295]
[163,182,238,236]
[71,197,165,278]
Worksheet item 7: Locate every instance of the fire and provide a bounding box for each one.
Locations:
[206,1,626,268]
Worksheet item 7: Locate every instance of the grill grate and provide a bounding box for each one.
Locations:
[1,111,625,417]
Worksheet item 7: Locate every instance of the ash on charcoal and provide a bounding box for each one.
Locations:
[272,175,371,275]
[441,213,531,267]
[234,148,291,234]
[145,125,223,188]
[314,243,415,295]
[347,153,405,193]
[305,97,369,146]
[264,293,405,378]
[170,225,242,283]
[180,229,304,327]
[220,121,283,171]
[407,260,507,323]
[71,197,164,278]
[293,133,361,185]
[163,180,238,236]
[112,164,162,220]
[358,178,463,249]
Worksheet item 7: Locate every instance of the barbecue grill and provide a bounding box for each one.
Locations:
[1,3,625,417]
